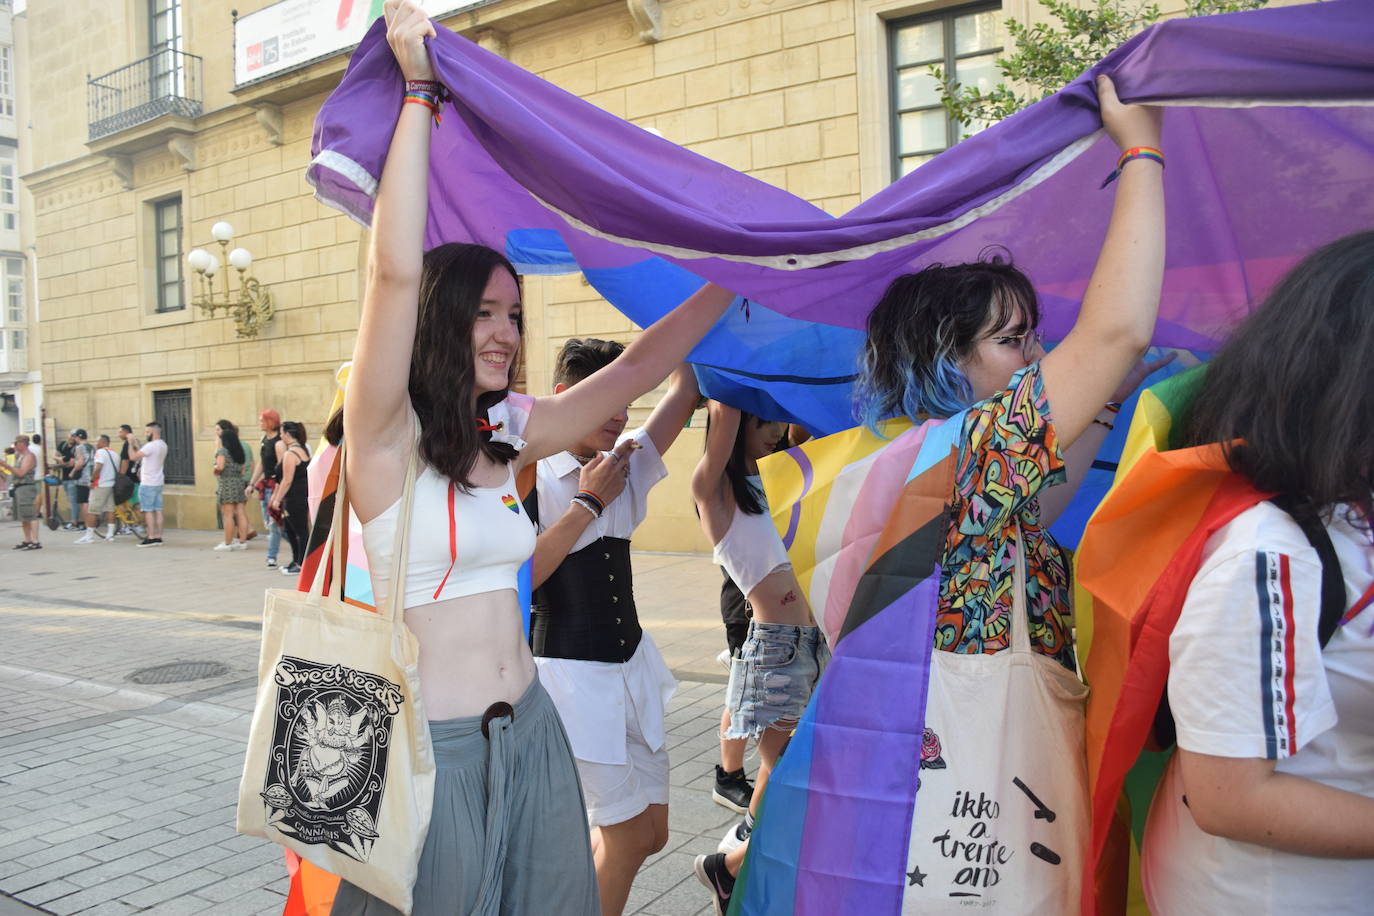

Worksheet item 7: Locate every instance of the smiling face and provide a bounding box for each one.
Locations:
[960,306,1044,403]
[470,267,523,401]
[744,417,788,462]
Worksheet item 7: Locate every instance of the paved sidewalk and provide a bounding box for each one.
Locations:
[0,527,741,915]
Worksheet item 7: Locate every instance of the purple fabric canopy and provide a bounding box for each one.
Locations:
[309,0,1374,432]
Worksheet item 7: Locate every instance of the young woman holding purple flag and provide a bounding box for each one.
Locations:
[332,3,735,913]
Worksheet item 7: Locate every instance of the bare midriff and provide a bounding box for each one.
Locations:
[403,588,536,720]
[746,566,818,629]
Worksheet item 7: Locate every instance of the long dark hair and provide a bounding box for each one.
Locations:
[1183,230,1374,510]
[855,252,1039,429]
[409,243,524,489]
[216,419,246,465]
[703,408,769,516]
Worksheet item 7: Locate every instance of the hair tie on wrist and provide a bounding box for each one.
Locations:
[1100,146,1164,188]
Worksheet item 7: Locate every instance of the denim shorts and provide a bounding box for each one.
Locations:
[724,621,831,740]
[140,485,164,512]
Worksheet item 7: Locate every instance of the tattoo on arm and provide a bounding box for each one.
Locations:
[781,590,797,606]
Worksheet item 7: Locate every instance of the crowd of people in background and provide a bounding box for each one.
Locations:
[2,408,310,564]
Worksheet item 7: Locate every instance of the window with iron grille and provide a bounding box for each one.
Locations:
[154,197,183,312]
[153,388,194,485]
[889,3,1002,180]
[5,258,21,323]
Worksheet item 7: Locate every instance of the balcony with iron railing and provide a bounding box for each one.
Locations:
[87,49,203,143]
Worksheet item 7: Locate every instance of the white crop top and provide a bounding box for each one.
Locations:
[712,475,793,597]
[361,462,536,611]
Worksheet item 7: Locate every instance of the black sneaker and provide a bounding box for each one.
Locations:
[26,542,42,550]
[713,765,754,814]
[12,542,30,550]
[137,538,155,548]
[694,853,736,916]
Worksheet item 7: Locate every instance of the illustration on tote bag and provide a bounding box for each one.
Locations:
[257,655,406,863]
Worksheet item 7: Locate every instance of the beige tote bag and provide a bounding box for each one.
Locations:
[237,445,433,913]
[902,524,1090,914]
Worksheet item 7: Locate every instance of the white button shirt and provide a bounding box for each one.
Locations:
[532,428,678,765]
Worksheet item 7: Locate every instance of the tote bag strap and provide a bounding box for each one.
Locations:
[1010,521,1033,655]
[307,440,357,602]
[305,422,419,620]
[382,422,421,625]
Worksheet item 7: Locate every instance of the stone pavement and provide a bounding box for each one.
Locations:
[0,525,744,915]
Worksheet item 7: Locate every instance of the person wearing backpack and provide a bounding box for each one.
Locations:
[1139,231,1374,914]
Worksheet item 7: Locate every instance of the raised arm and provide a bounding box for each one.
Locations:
[520,283,735,466]
[690,400,741,545]
[641,365,701,457]
[343,1,435,488]
[1040,75,1164,450]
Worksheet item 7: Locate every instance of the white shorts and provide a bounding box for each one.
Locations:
[576,708,670,827]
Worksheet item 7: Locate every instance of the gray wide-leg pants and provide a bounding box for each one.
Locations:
[331,677,599,916]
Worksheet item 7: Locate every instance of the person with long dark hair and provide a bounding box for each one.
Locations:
[269,421,312,576]
[213,419,252,550]
[691,403,824,905]
[1139,231,1374,913]
[331,4,736,913]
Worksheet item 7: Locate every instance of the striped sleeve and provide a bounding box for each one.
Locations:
[1167,548,1338,761]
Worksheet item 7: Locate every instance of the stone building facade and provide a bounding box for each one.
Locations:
[15,0,1211,547]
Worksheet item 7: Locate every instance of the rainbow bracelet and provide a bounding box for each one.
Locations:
[1100,146,1164,188]
[402,91,443,126]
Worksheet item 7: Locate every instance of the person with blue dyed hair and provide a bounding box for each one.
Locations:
[855,78,1170,674]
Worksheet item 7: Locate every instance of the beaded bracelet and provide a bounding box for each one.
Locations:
[571,496,601,519]
[1100,146,1164,188]
[1092,418,1115,431]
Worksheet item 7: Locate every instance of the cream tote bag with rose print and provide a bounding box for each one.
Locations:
[902,525,1091,914]
[237,445,433,914]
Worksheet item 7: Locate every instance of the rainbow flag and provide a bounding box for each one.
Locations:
[281,374,539,916]
[1074,368,1269,915]
[734,414,964,913]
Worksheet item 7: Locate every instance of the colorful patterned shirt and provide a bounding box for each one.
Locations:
[936,363,1075,670]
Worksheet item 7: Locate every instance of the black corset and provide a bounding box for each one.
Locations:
[530,536,641,663]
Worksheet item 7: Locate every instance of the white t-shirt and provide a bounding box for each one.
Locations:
[1142,500,1374,915]
[91,448,119,489]
[138,439,168,487]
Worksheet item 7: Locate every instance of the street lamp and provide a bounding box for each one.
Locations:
[187,221,275,339]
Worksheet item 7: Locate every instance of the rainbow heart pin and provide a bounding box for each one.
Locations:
[501,494,519,514]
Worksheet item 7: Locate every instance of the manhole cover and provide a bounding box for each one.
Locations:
[127,661,230,685]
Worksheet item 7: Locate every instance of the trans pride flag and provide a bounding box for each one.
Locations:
[739,416,964,912]
[308,2,1374,438]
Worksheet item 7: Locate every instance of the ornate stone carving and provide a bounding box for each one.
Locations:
[108,155,135,190]
[627,0,662,43]
[168,136,196,172]
[255,103,286,146]
[475,29,509,58]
